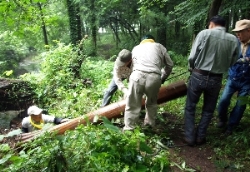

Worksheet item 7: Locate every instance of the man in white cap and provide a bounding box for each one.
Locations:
[101,49,132,107]
[21,105,69,133]
[217,19,250,135]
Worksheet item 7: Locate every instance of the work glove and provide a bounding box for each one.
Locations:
[237,57,250,63]
[122,88,128,99]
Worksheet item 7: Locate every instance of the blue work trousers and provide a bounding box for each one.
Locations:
[101,78,118,107]
[217,77,250,130]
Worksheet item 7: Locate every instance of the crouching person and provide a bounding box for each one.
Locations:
[21,105,69,133]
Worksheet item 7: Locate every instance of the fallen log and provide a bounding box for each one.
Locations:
[20,80,187,142]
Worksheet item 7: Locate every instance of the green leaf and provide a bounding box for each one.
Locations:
[139,141,153,154]
[135,164,148,172]
[102,117,121,132]
[3,70,13,76]
[0,144,10,151]
[0,154,12,165]
[103,123,121,132]
[0,135,4,142]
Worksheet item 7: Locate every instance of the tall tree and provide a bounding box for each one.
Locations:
[66,0,82,45]
[207,0,223,24]
[38,3,49,45]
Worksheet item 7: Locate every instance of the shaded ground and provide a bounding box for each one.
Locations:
[163,113,217,171]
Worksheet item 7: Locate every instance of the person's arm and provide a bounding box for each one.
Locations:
[188,31,203,70]
[21,118,29,133]
[113,66,129,94]
[161,50,174,83]
[21,127,29,133]
[232,41,241,65]
[43,114,69,124]
[236,57,250,63]
[54,117,63,124]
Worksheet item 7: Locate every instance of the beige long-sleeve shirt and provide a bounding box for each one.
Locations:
[131,40,173,78]
[113,64,132,91]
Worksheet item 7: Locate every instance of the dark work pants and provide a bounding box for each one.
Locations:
[184,72,222,141]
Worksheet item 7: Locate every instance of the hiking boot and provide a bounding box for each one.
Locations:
[217,121,226,128]
[196,137,206,145]
[183,137,195,147]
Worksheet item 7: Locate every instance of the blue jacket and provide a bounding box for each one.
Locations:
[229,43,250,80]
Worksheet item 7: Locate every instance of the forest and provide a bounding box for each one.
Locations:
[0,0,250,171]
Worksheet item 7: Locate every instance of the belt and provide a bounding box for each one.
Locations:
[193,68,223,77]
[134,69,160,75]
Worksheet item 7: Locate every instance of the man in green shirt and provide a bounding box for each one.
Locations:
[184,15,238,146]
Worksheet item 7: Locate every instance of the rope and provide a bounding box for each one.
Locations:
[166,71,190,81]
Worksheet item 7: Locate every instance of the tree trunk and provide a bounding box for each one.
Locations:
[241,7,250,19]
[38,3,49,45]
[157,26,167,47]
[207,0,223,24]
[66,0,82,45]
[90,0,97,53]
[66,0,83,78]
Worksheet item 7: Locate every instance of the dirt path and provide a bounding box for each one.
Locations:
[167,125,217,171]
[159,113,218,172]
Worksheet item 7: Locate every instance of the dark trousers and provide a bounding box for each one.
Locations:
[101,78,118,107]
[184,71,222,141]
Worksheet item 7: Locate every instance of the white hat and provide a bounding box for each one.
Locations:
[27,105,43,115]
[115,49,132,66]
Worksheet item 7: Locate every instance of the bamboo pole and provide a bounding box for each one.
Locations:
[20,80,187,142]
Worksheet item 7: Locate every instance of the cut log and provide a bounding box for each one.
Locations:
[0,78,36,111]
[20,80,187,142]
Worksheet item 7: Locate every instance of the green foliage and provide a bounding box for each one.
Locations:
[0,0,70,49]
[171,0,210,27]
[0,119,170,171]
[0,31,31,77]
[21,42,121,117]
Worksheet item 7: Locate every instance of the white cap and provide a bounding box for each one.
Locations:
[27,105,43,116]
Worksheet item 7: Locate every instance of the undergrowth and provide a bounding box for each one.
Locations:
[0,41,250,171]
[0,117,170,172]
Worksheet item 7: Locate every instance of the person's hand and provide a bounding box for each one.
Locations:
[61,118,70,123]
[122,88,128,99]
[161,75,167,84]
[161,78,166,84]
[237,57,250,63]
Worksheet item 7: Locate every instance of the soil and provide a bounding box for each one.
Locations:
[0,112,239,172]
[160,113,217,172]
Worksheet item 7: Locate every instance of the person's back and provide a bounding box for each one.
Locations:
[189,27,238,74]
[123,34,173,131]
[184,15,238,146]
[132,42,169,74]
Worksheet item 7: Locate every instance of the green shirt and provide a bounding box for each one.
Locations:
[189,27,238,74]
